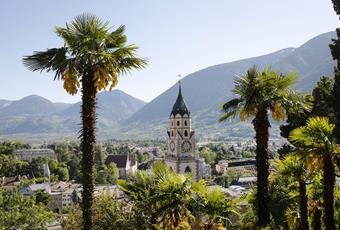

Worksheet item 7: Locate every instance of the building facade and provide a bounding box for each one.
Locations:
[164,82,210,180]
[14,149,55,161]
[105,154,137,178]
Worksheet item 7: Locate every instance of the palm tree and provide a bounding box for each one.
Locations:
[219,66,308,227]
[289,117,338,230]
[22,14,147,230]
[193,187,238,229]
[118,162,195,229]
[274,154,309,230]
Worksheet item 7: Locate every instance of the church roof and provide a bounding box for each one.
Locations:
[105,154,136,168]
[171,82,190,117]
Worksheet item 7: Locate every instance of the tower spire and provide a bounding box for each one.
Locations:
[178,80,182,97]
[170,76,189,117]
[178,74,182,94]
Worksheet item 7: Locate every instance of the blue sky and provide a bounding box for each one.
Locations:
[0,0,338,103]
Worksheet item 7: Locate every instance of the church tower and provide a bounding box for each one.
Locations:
[165,81,199,180]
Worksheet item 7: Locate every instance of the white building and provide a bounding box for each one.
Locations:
[105,154,137,178]
[49,182,79,212]
[164,82,211,180]
[15,149,55,161]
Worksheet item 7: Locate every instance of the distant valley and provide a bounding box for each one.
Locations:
[0,31,337,141]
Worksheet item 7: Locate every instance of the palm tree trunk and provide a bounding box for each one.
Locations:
[312,206,321,230]
[323,154,336,230]
[253,109,270,227]
[81,72,97,230]
[298,180,308,230]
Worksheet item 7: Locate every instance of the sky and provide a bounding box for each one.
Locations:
[0,0,339,103]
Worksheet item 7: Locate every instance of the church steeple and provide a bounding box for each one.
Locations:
[170,81,190,117]
[164,79,211,181]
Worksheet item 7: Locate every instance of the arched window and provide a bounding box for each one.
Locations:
[171,131,174,137]
[177,121,180,126]
[184,130,188,137]
[184,120,187,126]
[185,166,191,173]
[171,122,173,126]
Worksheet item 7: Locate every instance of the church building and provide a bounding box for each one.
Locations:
[164,82,211,180]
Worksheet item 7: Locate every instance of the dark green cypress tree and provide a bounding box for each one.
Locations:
[330,1,340,142]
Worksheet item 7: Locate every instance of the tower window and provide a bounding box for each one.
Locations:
[184,120,187,126]
[184,130,188,137]
[185,166,191,173]
[177,121,180,126]
[171,122,173,126]
[171,131,174,137]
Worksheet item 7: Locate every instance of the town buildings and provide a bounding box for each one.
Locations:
[14,148,55,161]
[215,158,256,175]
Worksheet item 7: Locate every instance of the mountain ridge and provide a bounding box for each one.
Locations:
[0,90,146,137]
[0,31,336,141]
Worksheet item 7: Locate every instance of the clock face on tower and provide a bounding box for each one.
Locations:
[181,140,192,152]
[170,141,175,152]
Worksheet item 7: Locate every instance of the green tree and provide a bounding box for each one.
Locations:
[330,0,340,144]
[107,162,119,183]
[55,167,70,181]
[63,196,143,230]
[289,117,338,230]
[23,14,147,229]
[219,66,308,227]
[135,151,150,164]
[0,189,54,229]
[279,77,333,157]
[34,189,52,206]
[48,160,58,172]
[274,155,309,230]
[25,157,48,178]
[268,174,296,229]
[0,142,15,155]
[95,145,105,168]
[67,155,82,182]
[95,168,108,184]
[0,154,28,177]
[199,147,217,165]
[311,76,334,118]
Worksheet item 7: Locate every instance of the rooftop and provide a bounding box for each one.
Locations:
[170,81,189,117]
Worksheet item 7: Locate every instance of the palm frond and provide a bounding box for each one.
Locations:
[22,47,69,80]
[289,116,336,155]
[219,98,243,122]
[277,71,298,91]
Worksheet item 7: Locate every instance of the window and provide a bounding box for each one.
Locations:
[184,130,188,137]
[171,131,174,137]
[177,121,180,126]
[184,120,187,126]
[185,166,191,173]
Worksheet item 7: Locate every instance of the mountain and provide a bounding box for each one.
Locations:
[0,95,70,117]
[62,90,146,121]
[0,32,336,141]
[120,31,337,140]
[0,100,12,109]
[0,90,146,137]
